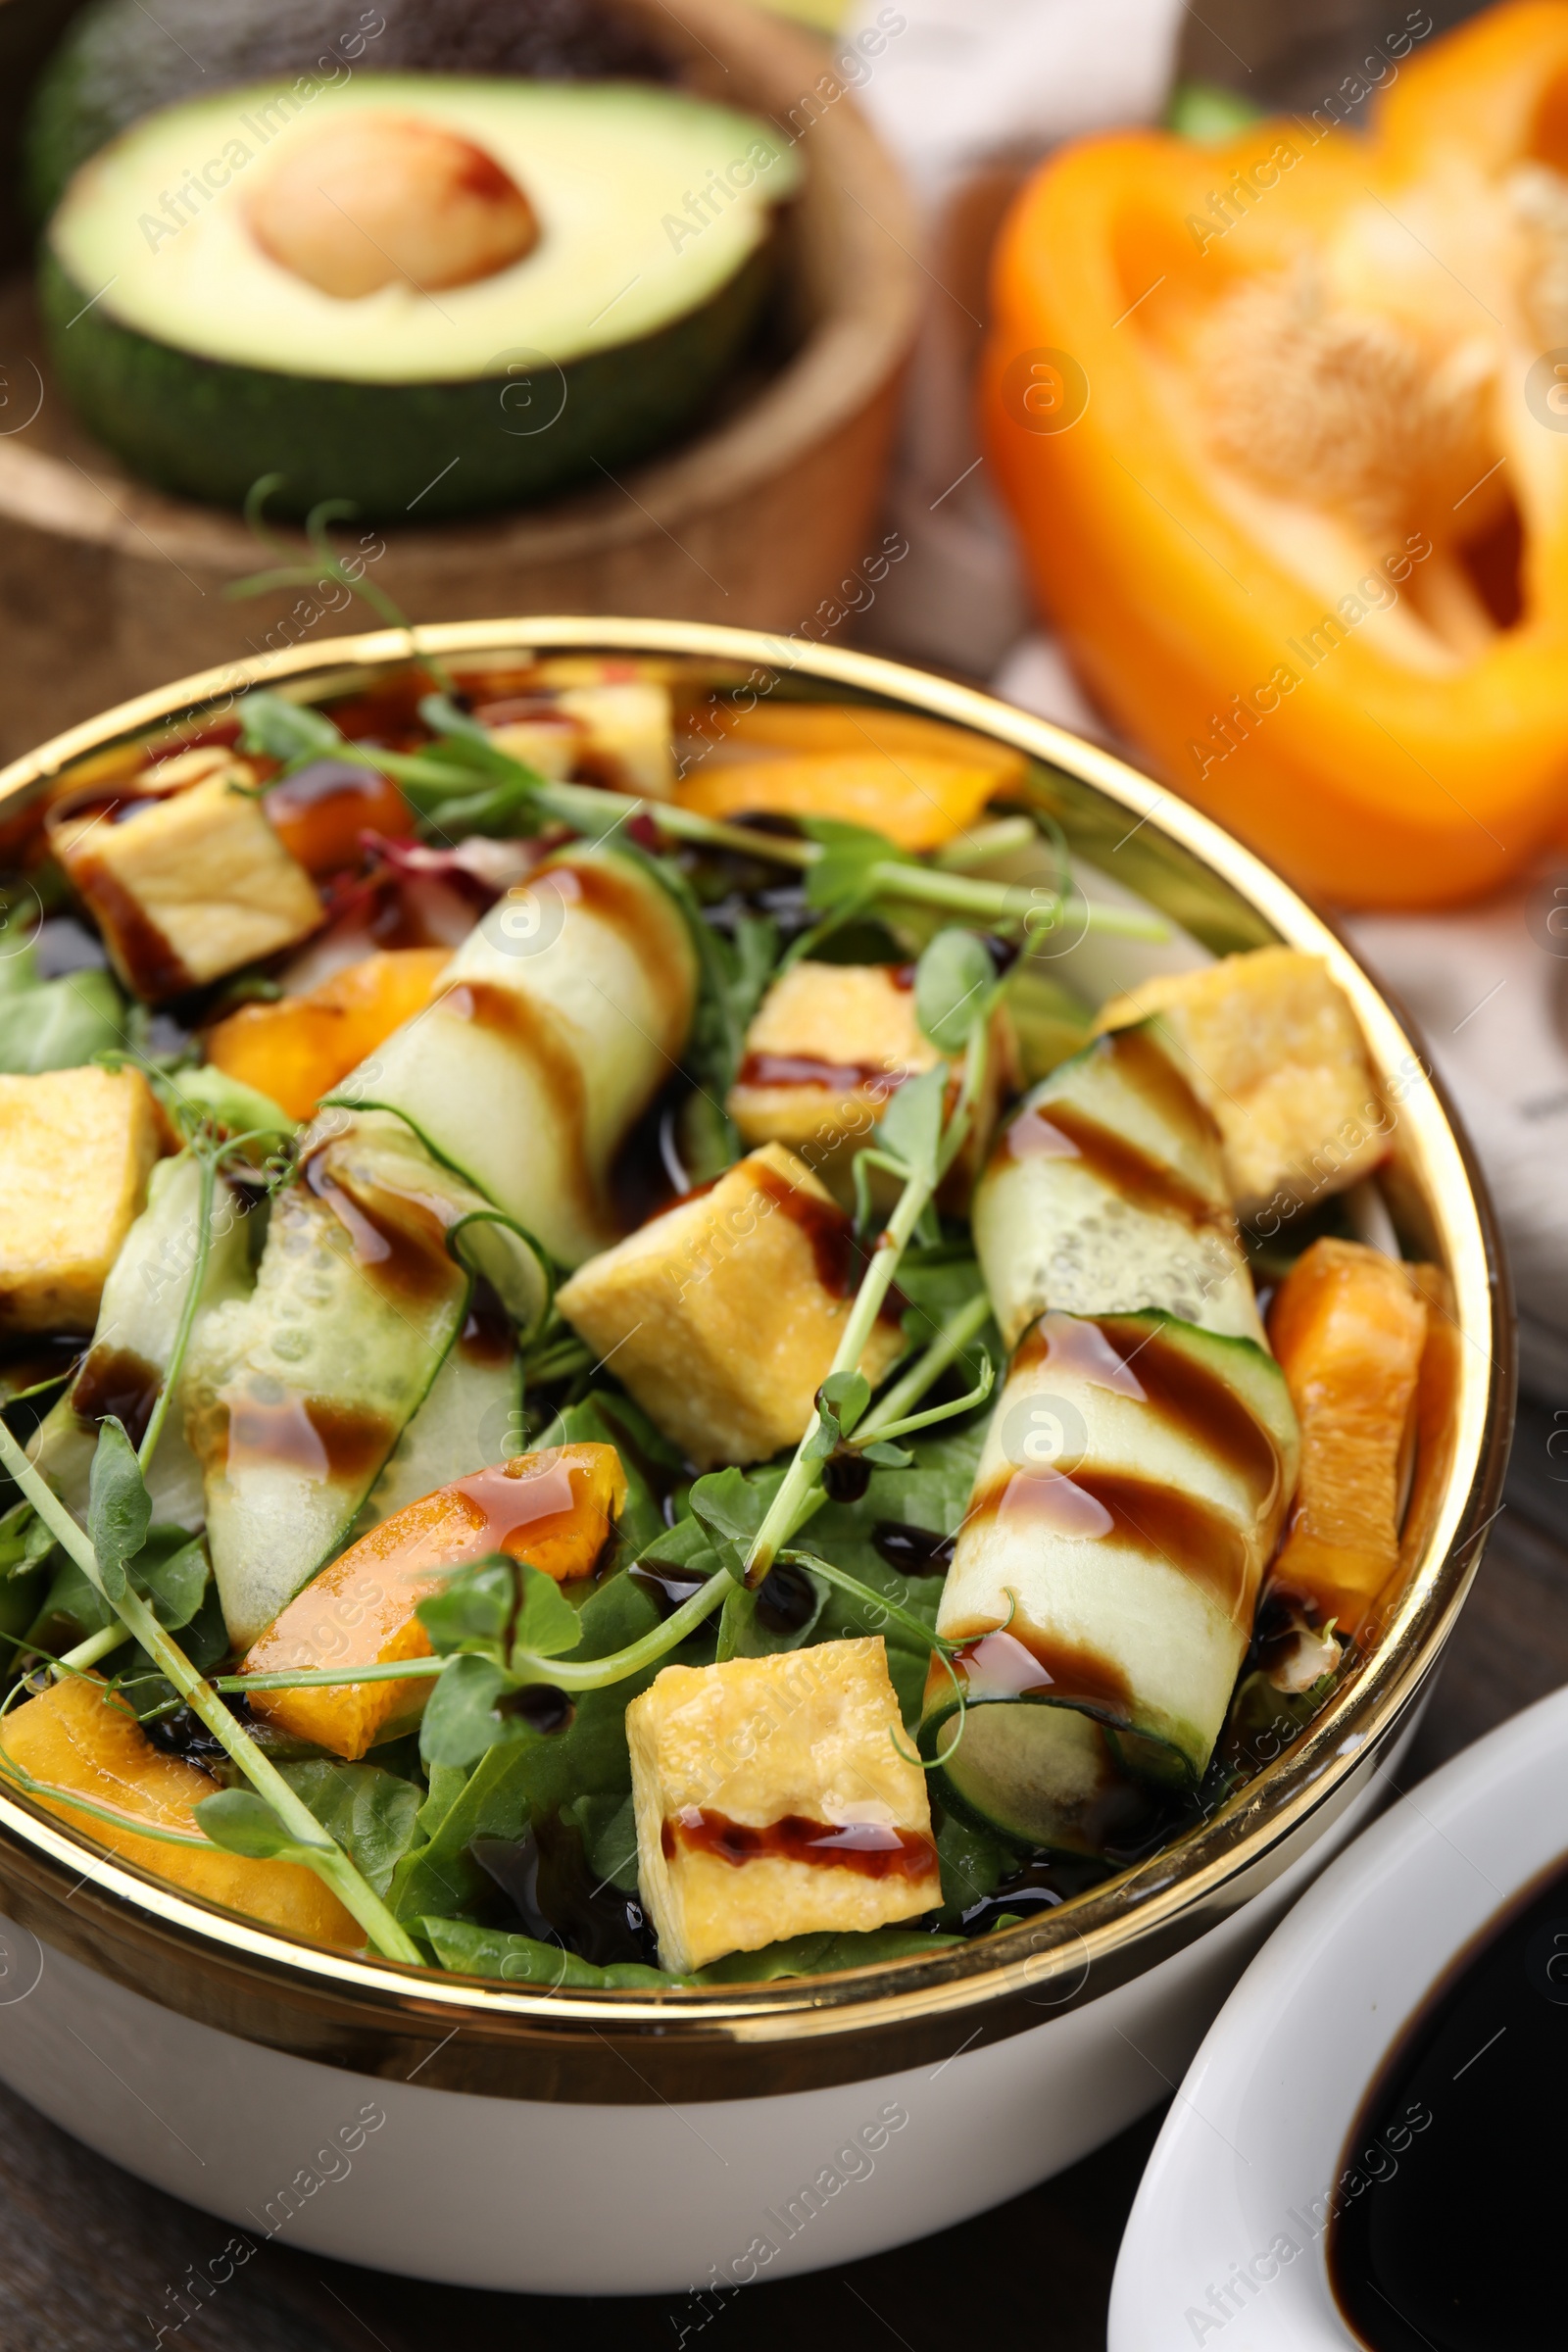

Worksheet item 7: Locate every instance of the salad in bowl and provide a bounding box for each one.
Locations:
[0,625,1493,2013]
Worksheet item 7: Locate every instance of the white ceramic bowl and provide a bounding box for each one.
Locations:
[0,618,1513,2292]
[1109,1683,1568,2349]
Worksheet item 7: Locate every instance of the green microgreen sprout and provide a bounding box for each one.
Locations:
[225,476,453,691]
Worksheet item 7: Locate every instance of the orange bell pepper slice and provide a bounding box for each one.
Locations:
[241,1442,627,1760]
[0,1674,360,1945]
[677,704,1026,852]
[982,1,1568,907]
[1267,1238,1430,1639]
[266,764,413,876]
[203,946,451,1121]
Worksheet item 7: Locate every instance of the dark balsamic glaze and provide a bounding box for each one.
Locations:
[470,1815,659,1968]
[629,1559,710,1618]
[223,1391,396,1485]
[947,1624,1135,1717]
[609,1073,689,1233]
[871,1521,956,1578]
[966,1464,1252,1621]
[457,1277,514,1367]
[821,1447,872,1503]
[72,1346,163,1450]
[0,1331,89,1399]
[662,1807,937,1882]
[1004,1101,1221,1228]
[1329,1851,1568,2351]
[755,1561,817,1635]
[957,1849,1114,1935]
[144,1689,254,1766]
[497,1684,574,1736]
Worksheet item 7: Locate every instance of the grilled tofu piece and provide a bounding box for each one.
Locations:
[53,760,321,1001]
[727,961,1012,1206]
[627,1639,942,1973]
[555,1143,906,1469]
[1093,948,1387,1217]
[557,681,673,798]
[0,1065,162,1332]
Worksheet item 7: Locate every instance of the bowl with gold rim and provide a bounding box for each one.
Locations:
[0,618,1511,2293]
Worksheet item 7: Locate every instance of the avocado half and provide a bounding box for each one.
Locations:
[41,76,800,520]
[24,0,676,225]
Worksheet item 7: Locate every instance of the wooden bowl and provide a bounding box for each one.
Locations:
[0,0,919,760]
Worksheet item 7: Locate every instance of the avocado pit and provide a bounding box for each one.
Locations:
[245,113,539,300]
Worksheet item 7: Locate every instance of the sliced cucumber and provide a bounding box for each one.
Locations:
[185,1117,534,1648]
[29,1152,252,1531]
[359,1321,523,1527]
[972,1021,1262,1351]
[924,1308,1298,1854]
[446,1209,551,1342]
[323,848,699,1268]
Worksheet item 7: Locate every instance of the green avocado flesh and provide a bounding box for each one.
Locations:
[42,76,798,517]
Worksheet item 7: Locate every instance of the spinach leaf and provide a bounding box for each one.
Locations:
[0,968,122,1076]
[421,1916,679,1988]
[277,1759,422,1895]
[802,1421,985,1723]
[388,1567,663,1925]
[687,1465,770,1582]
[693,1925,960,1982]
[420,1915,960,1987]
[563,1789,639,1893]
[935,1808,1016,1923]
[133,1526,209,1632]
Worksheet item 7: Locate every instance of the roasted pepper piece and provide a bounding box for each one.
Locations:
[265,763,414,876]
[203,946,451,1120]
[1267,1238,1430,1639]
[676,703,1026,852]
[982,2,1568,907]
[0,1674,360,1945]
[241,1442,626,1759]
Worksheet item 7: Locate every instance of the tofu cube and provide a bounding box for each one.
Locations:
[54,762,321,1001]
[557,682,674,799]
[1094,948,1387,1217]
[555,1143,906,1468]
[728,961,1012,1207]
[0,1066,162,1332]
[627,1639,942,1973]
[484,717,579,780]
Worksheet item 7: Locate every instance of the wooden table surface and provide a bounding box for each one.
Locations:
[0,1394,1554,2352]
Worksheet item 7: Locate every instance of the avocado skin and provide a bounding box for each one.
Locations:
[39,243,773,522]
[24,0,672,224]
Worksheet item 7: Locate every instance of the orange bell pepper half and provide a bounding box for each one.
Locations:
[203,945,451,1121]
[982,1,1568,907]
[1267,1238,1430,1640]
[241,1442,627,1760]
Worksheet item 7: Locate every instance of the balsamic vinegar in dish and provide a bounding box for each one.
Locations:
[1330,1853,1568,2352]
[0,659,1450,1984]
